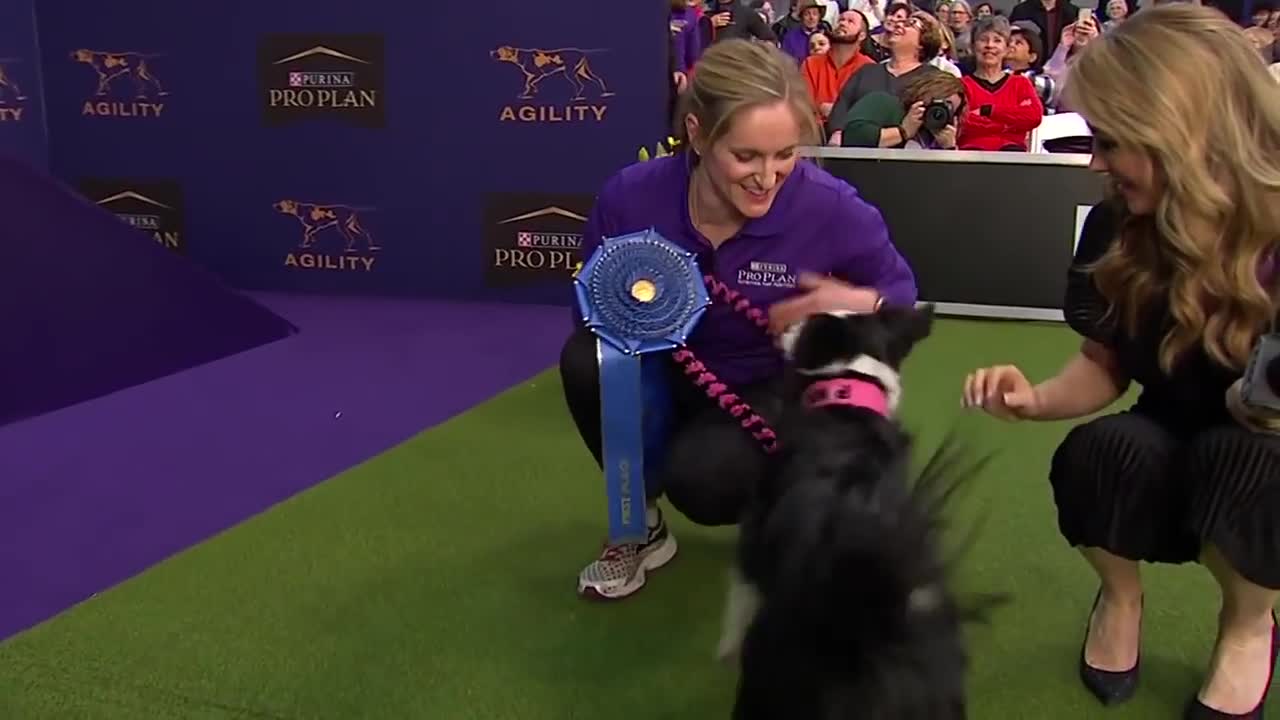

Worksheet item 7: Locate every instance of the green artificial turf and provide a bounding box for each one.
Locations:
[0,318,1274,719]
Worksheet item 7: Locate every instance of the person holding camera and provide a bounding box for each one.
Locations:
[838,71,965,148]
[962,7,1280,716]
[957,16,1043,151]
[700,0,778,48]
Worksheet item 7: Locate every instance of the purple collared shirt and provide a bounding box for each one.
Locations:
[581,153,917,387]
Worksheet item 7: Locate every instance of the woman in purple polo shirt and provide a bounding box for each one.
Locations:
[561,38,918,601]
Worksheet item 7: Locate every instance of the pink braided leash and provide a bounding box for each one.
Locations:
[669,275,780,454]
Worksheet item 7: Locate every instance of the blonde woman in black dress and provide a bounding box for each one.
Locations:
[963,6,1280,718]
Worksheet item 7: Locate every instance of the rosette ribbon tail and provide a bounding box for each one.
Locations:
[573,229,710,544]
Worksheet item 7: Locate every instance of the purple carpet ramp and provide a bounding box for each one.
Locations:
[0,292,569,641]
[0,154,297,428]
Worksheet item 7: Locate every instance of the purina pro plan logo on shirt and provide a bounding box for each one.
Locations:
[738,260,796,289]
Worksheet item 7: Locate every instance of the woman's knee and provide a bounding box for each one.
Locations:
[663,414,767,526]
[1051,412,1175,487]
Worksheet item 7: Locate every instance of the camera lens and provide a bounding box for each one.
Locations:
[923,100,952,134]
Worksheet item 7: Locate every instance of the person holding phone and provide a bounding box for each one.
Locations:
[963,7,1280,716]
[1009,0,1084,58]
[700,0,778,48]
[1040,13,1100,110]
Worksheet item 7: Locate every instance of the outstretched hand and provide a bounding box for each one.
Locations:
[961,364,1041,421]
[767,273,882,336]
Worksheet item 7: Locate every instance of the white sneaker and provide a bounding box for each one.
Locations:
[577,510,678,600]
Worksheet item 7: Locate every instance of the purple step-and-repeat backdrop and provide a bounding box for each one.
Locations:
[0,2,667,305]
[0,0,47,171]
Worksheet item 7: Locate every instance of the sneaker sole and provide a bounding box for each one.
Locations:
[578,534,679,602]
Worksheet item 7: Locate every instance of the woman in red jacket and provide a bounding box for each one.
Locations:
[957,15,1044,151]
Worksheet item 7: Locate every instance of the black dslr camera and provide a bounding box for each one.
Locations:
[922,99,954,134]
[1240,334,1280,411]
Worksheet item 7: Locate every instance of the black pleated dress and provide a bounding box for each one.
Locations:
[1049,201,1280,590]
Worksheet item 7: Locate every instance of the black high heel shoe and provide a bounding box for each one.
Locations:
[1183,612,1278,720]
[1079,589,1142,706]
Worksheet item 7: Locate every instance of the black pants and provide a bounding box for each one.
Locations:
[559,326,781,527]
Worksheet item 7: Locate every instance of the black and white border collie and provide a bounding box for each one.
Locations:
[716,306,1002,720]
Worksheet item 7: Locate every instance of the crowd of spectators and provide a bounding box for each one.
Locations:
[669,0,1280,151]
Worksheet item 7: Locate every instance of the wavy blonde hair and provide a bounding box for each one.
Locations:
[1064,4,1280,373]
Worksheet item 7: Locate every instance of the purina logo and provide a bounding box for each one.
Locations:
[490,46,614,124]
[79,179,184,254]
[484,194,590,287]
[71,49,169,119]
[738,260,796,289]
[259,35,385,128]
[0,57,29,123]
[272,199,381,273]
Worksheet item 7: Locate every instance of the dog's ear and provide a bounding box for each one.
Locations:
[883,304,935,365]
[782,313,847,370]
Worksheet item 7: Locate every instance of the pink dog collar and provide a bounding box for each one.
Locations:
[802,378,889,416]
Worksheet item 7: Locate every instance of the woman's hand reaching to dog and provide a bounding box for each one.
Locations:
[962,341,1130,422]
[962,365,1043,420]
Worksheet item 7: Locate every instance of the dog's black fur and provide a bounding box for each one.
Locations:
[722,306,1002,720]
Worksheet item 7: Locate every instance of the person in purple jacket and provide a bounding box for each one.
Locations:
[670,0,703,92]
[781,1,830,63]
[563,38,918,601]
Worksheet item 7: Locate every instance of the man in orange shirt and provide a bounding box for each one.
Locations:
[802,10,873,129]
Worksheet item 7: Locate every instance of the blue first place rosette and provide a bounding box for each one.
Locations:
[574,228,710,544]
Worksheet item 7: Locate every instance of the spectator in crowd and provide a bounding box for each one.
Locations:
[1009,0,1081,59]
[701,0,779,47]
[847,0,889,31]
[773,0,829,39]
[827,10,946,143]
[933,21,965,76]
[966,5,1280,716]
[1244,25,1280,79]
[1008,20,1044,71]
[782,1,831,62]
[810,30,833,54]
[840,70,966,147]
[1250,1,1275,27]
[864,1,912,61]
[949,0,976,64]
[670,0,703,99]
[936,1,954,25]
[803,9,874,128]
[1007,20,1058,110]
[570,38,917,601]
[1102,0,1129,31]
[752,0,777,24]
[1042,15,1100,110]
[957,15,1044,150]
[975,2,995,16]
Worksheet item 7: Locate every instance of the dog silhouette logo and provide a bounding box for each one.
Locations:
[490,46,615,101]
[0,59,28,103]
[273,200,380,253]
[71,49,167,98]
[0,58,28,122]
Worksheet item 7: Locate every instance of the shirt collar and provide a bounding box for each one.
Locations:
[678,151,800,241]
